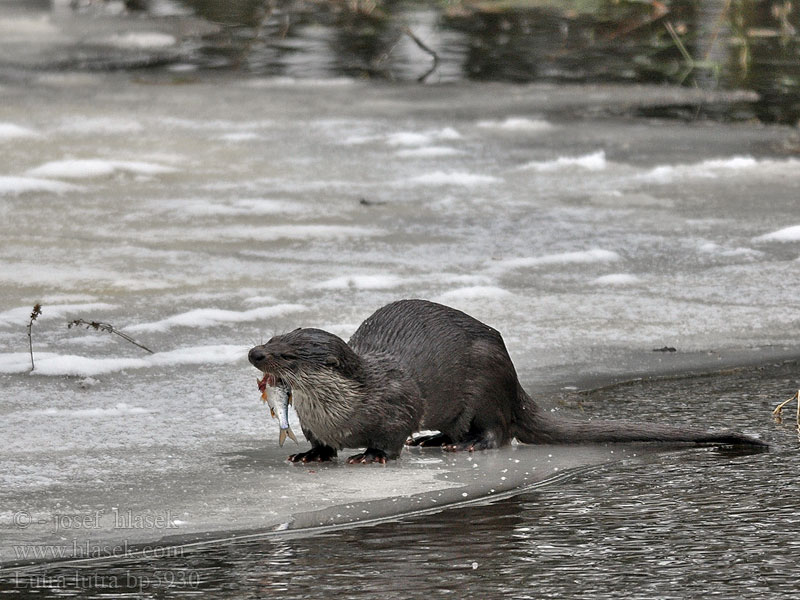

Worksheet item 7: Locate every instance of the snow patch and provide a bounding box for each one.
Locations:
[493,249,621,271]
[27,159,178,179]
[637,155,793,183]
[385,128,461,147]
[700,156,759,169]
[407,171,500,186]
[0,176,78,195]
[217,132,261,142]
[0,345,247,377]
[100,32,177,49]
[243,295,279,306]
[753,225,800,243]
[0,353,144,377]
[520,150,607,172]
[698,242,763,258]
[148,345,249,367]
[477,117,552,131]
[0,122,38,140]
[29,403,152,418]
[126,304,306,333]
[158,198,306,218]
[387,132,431,146]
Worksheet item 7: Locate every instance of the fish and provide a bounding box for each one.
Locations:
[257,375,298,447]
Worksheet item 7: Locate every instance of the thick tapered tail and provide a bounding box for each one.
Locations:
[512,388,768,447]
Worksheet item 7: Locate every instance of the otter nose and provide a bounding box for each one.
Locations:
[248,346,269,366]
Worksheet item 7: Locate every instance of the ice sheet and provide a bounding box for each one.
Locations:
[1,74,799,566]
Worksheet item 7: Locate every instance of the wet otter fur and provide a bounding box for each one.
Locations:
[249,327,423,463]
[248,299,766,463]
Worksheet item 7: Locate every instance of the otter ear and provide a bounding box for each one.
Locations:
[325,355,340,368]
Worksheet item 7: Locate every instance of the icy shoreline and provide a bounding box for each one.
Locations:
[1,348,786,569]
[0,440,716,569]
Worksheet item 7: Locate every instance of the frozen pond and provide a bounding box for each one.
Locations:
[1,74,799,382]
[1,25,799,595]
[1,362,796,598]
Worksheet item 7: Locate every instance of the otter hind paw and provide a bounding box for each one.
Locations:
[346,448,389,464]
[406,432,453,447]
[443,433,500,453]
[288,445,337,463]
[444,442,475,452]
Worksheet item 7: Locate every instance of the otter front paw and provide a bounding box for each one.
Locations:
[288,445,337,463]
[346,448,389,464]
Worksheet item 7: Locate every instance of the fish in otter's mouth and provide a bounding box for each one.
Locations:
[257,372,279,388]
[256,372,298,447]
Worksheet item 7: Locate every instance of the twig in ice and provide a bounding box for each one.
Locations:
[27,303,42,372]
[68,319,154,354]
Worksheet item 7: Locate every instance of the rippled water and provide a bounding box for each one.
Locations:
[3,0,799,122]
[2,361,797,599]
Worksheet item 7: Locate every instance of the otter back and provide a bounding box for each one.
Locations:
[348,299,766,450]
[349,299,519,448]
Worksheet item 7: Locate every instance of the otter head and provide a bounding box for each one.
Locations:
[249,328,368,445]
[248,328,364,389]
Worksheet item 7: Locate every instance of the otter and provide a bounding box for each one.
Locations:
[248,299,766,463]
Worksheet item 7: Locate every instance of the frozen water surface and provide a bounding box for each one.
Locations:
[0,72,798,568]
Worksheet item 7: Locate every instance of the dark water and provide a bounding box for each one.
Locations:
[2,360,798,599]
[6,0,800,123]
[180,0,800,123]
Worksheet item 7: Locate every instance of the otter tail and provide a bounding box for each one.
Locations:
[512,388,768,447]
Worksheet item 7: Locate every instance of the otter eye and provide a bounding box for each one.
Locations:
[325,355,340,367]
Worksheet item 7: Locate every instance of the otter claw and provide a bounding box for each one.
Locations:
[406,432,453,447]
[346,449,388,464]
[444,443,475,452]
[288,446,337,463]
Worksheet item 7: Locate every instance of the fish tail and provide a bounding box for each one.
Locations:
[286,427,298,444]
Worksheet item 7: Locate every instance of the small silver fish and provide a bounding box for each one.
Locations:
[260,381,298,447]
